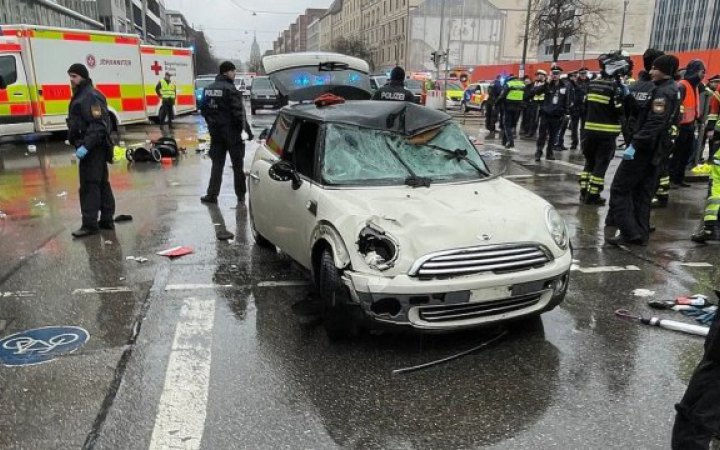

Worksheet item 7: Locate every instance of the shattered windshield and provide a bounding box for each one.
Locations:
[322,122,489,186]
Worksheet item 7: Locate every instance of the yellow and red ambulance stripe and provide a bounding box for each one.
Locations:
[37,83,146,115]
[1,28,139,45]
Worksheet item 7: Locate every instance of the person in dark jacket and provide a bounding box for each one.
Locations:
[200,61,254,206]
[670,59,706,188]
[671,299,720,449]
[572,68,591,149]
[532,66,571,161]
[66,63,116,238]
[372,66,414,102]
[605,54,680,246]
[485,75,503,140]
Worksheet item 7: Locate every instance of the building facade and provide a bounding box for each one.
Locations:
[650,0,720,51]
[160,9,192,47]
[307,18,321,52]
[0,0,103,30]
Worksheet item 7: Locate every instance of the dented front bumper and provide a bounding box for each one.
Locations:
[342,251,572,331]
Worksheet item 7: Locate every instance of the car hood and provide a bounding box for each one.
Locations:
[319,178,564,274]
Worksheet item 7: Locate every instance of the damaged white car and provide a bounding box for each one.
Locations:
[249,53,572,339]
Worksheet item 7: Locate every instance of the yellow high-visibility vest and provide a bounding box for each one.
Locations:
[159,79,176,99]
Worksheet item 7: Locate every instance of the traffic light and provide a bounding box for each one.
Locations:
[430,51,445,68]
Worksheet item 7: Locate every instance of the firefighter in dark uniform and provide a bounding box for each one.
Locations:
[496,74,525,149]
[371,66,414,102]
[579,53,628,205]
[66,63,116,238]
[532,66,571,161]
[605,54,680,246]
[200,61,254,206]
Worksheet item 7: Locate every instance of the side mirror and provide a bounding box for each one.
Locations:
[0,75,6,90]
[258,127,270,141]
[269,160,302,190]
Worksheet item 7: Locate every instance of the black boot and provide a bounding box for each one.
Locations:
[200,195,217,204]
[72,227,99,238]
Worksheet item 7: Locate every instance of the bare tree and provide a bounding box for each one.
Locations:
[192,31,219,75]
[525,0,615,63]
[332,37,373,69]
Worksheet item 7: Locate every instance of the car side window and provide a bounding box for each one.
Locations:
[0,55,18,87]
[285,119,320,180]
[266,113,293,157]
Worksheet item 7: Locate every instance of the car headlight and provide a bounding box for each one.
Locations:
[357,224,399,271]
[545,206,569,250]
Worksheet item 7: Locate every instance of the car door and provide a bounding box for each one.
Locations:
[249,116,320,268]
[0,52,34,136]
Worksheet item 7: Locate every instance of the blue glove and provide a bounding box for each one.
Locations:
[75,145,88,159]
[622,144,635,160]
[622,85,630,97]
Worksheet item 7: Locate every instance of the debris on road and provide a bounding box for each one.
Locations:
[156,246,193,258]
[27,144,37,154]
[0,211,6,220]
[114,214,133,222]
[392,330,508,375]
[615,309,710,337]
[104,240,113,245]
[126,256,149,263]
[56,191,68,198]
[632,289,656,297]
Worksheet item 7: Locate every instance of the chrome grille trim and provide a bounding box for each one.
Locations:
[417,292,544,323]
[409,243,553,277]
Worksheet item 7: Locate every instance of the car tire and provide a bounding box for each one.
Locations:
[248,203,275,249]
[125,148,134,161]
[151,148,162,162]
[319,250,358,340]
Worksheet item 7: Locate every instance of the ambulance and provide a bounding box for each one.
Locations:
[0,24,195,137]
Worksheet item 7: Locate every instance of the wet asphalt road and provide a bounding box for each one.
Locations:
[0,110,718,449]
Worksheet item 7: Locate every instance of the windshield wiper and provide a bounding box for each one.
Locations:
[420,144,491,178]
[382,136,432,187]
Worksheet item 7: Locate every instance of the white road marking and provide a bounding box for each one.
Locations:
[149,297,215,450]
[570,264,641,273]
[679,262,713,268]
[504,174,534,179]
[545,159,584,170]
[256,280,309,287]
[72,287,132,295]
[164,284,233,291]
[1,291,34,298]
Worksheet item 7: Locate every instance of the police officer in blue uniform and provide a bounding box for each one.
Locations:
[66,63,116,238]
[200,61,254,206]
[532,66,571,161]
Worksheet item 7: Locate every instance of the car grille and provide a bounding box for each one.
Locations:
[417,292,543,323]
[409,244,552,277]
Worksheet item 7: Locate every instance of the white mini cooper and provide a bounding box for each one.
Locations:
[249,53,572,338]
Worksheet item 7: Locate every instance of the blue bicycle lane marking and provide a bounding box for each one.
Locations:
[0,326,90,367]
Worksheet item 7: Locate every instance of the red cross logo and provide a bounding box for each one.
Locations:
[151,61,163,76]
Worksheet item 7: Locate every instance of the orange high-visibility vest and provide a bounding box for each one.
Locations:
[679,79,699,125]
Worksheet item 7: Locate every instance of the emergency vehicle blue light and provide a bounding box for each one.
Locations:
[348,73,361,84]
[293,74,311,87]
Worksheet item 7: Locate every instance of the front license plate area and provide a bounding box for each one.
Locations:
[469,286,511,303]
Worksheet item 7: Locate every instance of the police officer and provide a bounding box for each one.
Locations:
[156,72,176,127]
[371,66,414,102]
[532,66,571,161]
[200,61,254,206]
[521,70,547,139]
[66,63,116,238]
[579,53,628,205]
[496,74,525,149]
[571,68,591,149]
[605,54,680,246]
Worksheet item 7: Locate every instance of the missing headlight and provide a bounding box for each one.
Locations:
[357,225,399,271]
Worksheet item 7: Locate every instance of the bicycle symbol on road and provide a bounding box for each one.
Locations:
[0,326,89,367]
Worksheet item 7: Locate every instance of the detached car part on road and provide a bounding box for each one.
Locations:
[250,53,572,339]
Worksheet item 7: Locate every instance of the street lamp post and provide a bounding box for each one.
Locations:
[519,0,532,78]
[619,0,630,50]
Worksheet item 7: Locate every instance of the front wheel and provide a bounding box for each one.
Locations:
[319,250,358,340]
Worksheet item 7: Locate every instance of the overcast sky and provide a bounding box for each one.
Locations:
[165,0,333,61]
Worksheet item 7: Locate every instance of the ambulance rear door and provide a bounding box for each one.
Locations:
[0,40,34,136]
[140,45,196,117]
